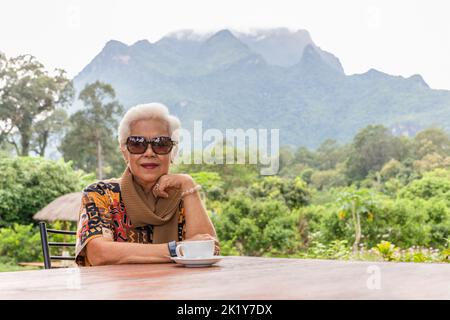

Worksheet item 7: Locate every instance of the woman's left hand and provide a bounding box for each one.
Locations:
[152,174,195,198]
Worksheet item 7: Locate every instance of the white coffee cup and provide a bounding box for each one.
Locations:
[175,240,215,259]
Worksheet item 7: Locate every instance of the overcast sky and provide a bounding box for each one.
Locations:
[1,0,449,89]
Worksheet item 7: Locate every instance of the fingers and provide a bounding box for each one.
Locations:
[153,176,170,198]
[152,174,196,199]
[157,183,169,198]
[186,233,220,254]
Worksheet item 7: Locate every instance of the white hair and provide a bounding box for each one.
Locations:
[118,102,181,159]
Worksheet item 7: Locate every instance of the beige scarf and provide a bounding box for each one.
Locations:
[116,168,182,244]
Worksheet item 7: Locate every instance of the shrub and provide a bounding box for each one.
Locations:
[0,224,42,263]
[212,194,299,256]
[399,168,450,200]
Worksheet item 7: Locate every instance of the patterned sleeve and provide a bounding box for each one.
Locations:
[178,200,187,241]
[75,183,114,266]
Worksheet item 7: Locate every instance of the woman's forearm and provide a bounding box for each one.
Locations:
[182,190,217,239]
[86,237,172,266]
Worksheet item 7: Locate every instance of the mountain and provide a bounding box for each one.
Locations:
[235,28,344,73]
[73,28,450,148]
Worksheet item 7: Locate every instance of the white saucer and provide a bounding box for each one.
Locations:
[171,256,224,267]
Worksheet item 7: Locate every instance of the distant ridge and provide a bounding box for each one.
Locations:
[73,28,450,147]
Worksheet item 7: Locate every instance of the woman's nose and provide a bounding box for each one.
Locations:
[142,143,155,158]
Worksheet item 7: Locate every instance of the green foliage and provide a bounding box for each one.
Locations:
[315,139,349,170]
[190,171,224,201]
[399,169,450,200]
[172,157,260,192]
[375,241,396,261]
[2,119,450,267]
[247,176,310,209]
[413,152,450,174]
[212,194,300,256]
[0,224,42,263]
[380,159,403,180]
[310,169,347,190]
[294,190,449,250]
[0,221,74,266]
[0,156,86,226]
[346,125,409,180]
[414,128,450,159]
[336,187,380,250]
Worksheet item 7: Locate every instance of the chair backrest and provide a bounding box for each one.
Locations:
[39,222,76,269]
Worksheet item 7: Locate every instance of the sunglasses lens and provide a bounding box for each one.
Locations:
[126,136,147,154]
[151,136,174,155]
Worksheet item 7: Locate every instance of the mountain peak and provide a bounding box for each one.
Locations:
[198,29,253,70]
[104,39,128,50]
[408,74,429,88]
[130,39,153,51]
[202,29,248,52]
[234,28,343,72]
[363,68,390,78]
[207,29,239,43]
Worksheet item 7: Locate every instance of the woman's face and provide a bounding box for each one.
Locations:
[122,118,172,187]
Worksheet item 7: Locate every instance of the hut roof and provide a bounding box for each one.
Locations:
[33,192,82,222]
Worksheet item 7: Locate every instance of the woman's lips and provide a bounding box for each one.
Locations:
[141,163,159,169]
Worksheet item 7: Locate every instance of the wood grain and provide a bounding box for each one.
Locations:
[1,256,449,299]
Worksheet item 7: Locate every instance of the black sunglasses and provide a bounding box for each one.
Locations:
[126,136,177,155]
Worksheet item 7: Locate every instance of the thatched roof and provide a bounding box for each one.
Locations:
[33,192,83,222]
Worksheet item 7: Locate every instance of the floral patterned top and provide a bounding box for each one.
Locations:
[75,180,186,266]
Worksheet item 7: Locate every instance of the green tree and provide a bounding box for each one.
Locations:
[248,176,310,209]
[316,139,348,170]
[399,168,450,200]
[379,159,403,180]
[294,146,317,168]
[278,145,296,171]
[59,81,124,179]
[0,54,73,156]
[414,128,450,159]
[31,108,68,156]
[310,168,347,190]
[0,157,91,226]
[346,125,408,180]
[190,171,225,201]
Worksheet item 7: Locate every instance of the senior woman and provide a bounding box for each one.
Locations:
[74,102,219,266]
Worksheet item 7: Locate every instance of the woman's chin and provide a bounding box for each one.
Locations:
[134,169,163,183]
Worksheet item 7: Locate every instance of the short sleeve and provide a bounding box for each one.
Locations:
[75,184,114,266]
[178,200,186,241]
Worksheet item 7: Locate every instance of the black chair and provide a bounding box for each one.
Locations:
[39,222,76,269]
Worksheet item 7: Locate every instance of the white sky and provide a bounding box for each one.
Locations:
[1,0,449,89]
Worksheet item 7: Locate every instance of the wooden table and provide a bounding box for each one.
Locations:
[1,256,449,299]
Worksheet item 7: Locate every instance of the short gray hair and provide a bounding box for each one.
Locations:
[118,102,181,158]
